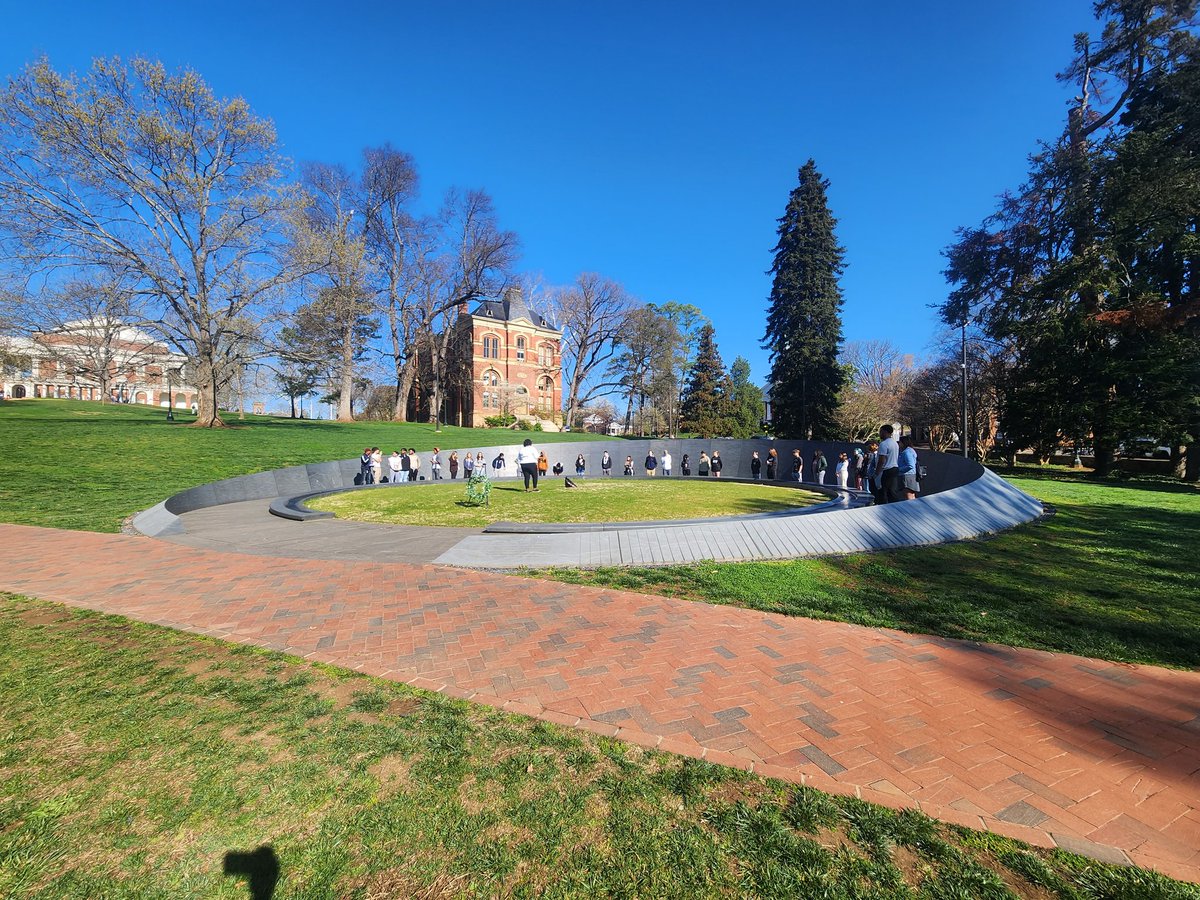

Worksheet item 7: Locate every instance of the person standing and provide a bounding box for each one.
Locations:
[399,449,411,482]
[681,454,691,476]
[766,448,778,480]
[409,449,421,481]
[388,450,403,484]
[360,447,374,485]
[538,451,549,478]
[660,449,672,476]
[711,451,723,477]
[877,425,901,503]
[462,452,474,479]
[370,447,383,485]
[811,449,827,484]
[430,448,442,480]
[491,452,505,475]
[575,453,586,476]
[852,447,865,490]
[835,452,849,489]
[898,436,920,500]
[750,450,762,480]
[698,451,711,476]
[449,451,460,479]
[790,449,803,482]
[476,452,486,474]
[601,451,613,476]
[516,438,541,492]
[644,451,658,476]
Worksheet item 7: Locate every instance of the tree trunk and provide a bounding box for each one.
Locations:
[289,394,296,418]
[337,321,354,422]
[1185,443,1199,483]
[191,351,225,428]
[393,357,416,422]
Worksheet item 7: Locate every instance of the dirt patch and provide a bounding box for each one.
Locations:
[988,857,1059,900]
[814,824,855,854]
[369,755,413,792]
[891,845,928,887]
[350,869,469,900]
[706,778,774,808]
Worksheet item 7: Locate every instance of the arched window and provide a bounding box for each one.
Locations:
[516,337,526,361]
[483,369,500,388]
[538,344,554,366]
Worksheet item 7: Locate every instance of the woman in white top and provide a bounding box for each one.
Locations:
[835,452,849,489]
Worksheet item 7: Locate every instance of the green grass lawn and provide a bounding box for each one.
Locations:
[3,595,1193,900]
[532,466,1200,670]
[307,478,826,527]
[0,399,605,532]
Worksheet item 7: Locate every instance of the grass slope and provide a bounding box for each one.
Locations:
[3,595,1194,900]
[0,400,604,532]
[533,467,1200,669]
[308,478,825,527]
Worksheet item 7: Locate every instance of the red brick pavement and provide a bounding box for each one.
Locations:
[2,523,1198,881]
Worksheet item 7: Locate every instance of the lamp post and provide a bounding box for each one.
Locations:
[166,367,175,421]
[960,318,969,459]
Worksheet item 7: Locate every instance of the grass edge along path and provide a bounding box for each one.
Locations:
[530,467,1200,671]
[3,594,1196,899]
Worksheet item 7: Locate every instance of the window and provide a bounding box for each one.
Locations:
[482,335,500,359]
[538,344,554,366]
[482,391,491,410]
[537,377,553,412]
[516,337,526,361]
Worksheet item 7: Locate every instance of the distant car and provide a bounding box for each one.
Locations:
[1122,437,1171,459]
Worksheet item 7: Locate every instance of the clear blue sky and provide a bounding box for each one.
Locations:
[3,0,1095,384]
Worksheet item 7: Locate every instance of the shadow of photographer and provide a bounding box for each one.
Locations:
[224,845,279,900]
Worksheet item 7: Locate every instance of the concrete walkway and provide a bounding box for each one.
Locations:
[1,522,1197,881]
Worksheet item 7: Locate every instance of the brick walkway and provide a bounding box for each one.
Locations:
[2,523,1197,881]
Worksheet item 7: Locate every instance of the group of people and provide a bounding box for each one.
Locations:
[357,428,923,502]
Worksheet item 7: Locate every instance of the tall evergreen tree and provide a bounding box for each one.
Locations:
[763,159,848,439]
[680,323,731,438]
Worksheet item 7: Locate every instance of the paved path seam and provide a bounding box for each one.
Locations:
[1,523,1196,882]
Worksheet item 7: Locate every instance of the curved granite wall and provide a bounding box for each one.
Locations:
[132,437,998,539]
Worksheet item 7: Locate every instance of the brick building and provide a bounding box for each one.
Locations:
[443,287,562,428]
[0,321,197,408]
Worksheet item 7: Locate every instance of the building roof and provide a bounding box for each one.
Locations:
[472,288,559,332]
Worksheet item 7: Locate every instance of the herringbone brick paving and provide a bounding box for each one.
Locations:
[1,522,1197,881]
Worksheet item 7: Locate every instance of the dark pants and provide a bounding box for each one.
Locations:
[521,462,539,489]
[881,467,902,503]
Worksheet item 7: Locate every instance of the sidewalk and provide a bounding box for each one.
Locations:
[1,522,1196,881]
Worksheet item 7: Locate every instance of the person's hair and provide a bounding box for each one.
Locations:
[523,438,533,447]
[364,447,371,454]
[899,436,911,447]
[881,424,894,436]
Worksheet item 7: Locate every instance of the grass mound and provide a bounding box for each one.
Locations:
[0,399,604,532]
[306,478,826,527]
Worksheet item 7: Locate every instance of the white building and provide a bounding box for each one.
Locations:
[1,321,197,408]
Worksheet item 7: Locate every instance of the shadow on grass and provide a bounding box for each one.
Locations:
[223,845,279,899]
[991,464,1199,496]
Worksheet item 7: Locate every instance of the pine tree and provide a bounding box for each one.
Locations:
[680,323,731,438]
[763,160,848,439]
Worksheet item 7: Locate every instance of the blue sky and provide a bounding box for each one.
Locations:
[3,0,1095,384]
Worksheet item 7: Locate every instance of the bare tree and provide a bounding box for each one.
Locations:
[10,276,164,403]
[295,162,374,421]
[557,273,632,428]
[0,57,312,426]
[835,340,915,440]
[360,145,425,421]
[421,189,517,427]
